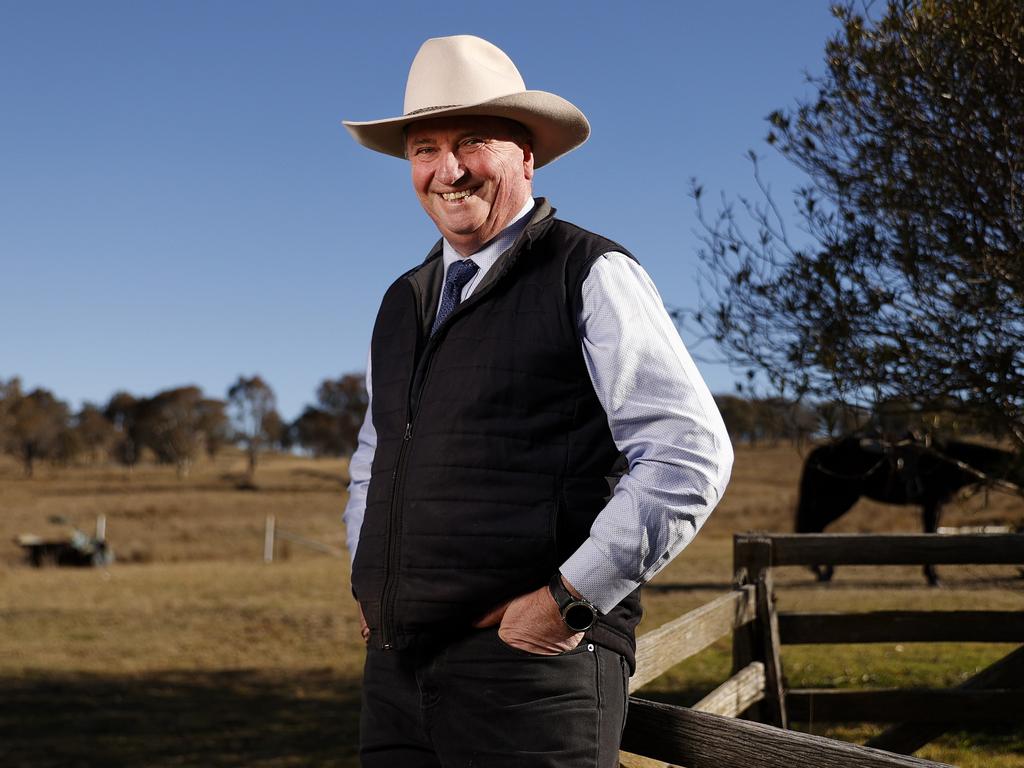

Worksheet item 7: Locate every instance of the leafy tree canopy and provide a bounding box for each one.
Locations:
[227,375,279,477]
[690,0,1024,446]
[292,373,368,458]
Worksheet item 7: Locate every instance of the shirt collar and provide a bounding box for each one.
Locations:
[441,197,536,276]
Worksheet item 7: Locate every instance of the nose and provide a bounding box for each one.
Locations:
[436,150,464,186]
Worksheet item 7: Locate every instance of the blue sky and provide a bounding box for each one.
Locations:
[0,1,840,421]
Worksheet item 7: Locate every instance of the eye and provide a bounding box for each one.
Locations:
[461,137,485,149]
[414,146,437,156]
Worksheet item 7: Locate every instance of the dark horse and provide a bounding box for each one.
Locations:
[795,434,1022,584]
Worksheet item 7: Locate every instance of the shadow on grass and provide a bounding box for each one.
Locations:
[0,669,362,768]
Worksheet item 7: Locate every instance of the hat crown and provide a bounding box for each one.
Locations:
[403,35,527,116]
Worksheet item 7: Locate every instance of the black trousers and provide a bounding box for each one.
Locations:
[360,628,629,768]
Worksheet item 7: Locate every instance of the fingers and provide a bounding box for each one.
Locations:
[498,625,583,655]
[491,585,582,654]
[472,599,512,628]
[358,605,370,644]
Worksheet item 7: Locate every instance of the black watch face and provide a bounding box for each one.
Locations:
[564,602,596,631]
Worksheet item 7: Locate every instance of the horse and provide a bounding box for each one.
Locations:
[794,434,1022,585]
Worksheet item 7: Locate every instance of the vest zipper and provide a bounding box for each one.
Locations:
[380,420,413,650]
[380,321,449,650]
[379,258,503,648]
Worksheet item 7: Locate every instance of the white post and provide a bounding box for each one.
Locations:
[264,515,276,563]
[95,514,107,542]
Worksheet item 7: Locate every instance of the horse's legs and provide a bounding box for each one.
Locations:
[922,500,941,586]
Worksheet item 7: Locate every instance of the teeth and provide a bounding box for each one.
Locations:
[441,190,472,201]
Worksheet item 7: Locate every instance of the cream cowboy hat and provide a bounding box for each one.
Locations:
[343,35,590,169]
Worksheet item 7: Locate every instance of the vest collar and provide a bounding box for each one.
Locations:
[407,198,558,337]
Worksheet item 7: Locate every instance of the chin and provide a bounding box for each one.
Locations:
[439,218,485,237]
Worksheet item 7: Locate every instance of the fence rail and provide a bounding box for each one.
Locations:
[747,532,1024,567]
[787,688,1024,723]
[619,531,1022,768]
[630,585,755,693]
[622,698,952,768]
[779,609,1024,644]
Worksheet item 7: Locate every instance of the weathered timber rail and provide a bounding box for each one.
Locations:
[628,586,756,693]
[622,699,949,768]
[737,532,1024,756]
[747,532,1024,567]
[618,531,1024,767]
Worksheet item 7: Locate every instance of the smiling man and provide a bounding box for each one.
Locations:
[407,117,534,256]
[342,35,733,768]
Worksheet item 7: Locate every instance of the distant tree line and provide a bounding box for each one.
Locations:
[0,373,368,477]
[714,393,1001,447]
[2,371,994,477]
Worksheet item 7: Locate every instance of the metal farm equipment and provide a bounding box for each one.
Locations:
[14,515,114,568]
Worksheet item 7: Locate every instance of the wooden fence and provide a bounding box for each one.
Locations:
[263,515,346,562]
[619,531,1024,768]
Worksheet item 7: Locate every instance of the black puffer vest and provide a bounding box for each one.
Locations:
[352,199,643,669]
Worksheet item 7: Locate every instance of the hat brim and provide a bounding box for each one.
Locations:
[343,90,589,169]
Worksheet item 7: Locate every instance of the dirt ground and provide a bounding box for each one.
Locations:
[1,444,1022,767]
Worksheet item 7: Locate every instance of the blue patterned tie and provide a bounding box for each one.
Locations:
[431,259,479,335]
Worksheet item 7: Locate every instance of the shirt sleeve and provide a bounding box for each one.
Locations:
[559,253,734,613]
[342,349,376,565]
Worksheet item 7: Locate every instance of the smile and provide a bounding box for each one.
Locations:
[440,189,474,201]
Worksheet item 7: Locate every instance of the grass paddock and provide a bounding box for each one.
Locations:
[1,446,1022,766]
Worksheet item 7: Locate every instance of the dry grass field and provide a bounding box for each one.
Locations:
[1,444,1022,767]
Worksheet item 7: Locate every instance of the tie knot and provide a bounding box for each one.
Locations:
[447,259,479,289]
[430,259,480,336]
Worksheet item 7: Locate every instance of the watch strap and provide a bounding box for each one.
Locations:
[548,572,598,631]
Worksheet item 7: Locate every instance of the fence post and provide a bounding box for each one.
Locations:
[733,535,787,726]
[734,534,772,582]
[732,564,759,721]
[264,514,276,563]
[756,568,788,729]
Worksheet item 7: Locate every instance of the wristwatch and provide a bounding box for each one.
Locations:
[548,572,598,632]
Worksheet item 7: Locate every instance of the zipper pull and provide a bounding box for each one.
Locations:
[403,422,412,440]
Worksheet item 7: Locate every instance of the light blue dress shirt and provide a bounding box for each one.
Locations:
[343,199,733,614]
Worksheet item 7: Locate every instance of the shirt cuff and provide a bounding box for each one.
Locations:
[560,538,641,615]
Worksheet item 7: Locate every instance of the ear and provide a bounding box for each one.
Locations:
[522,142,535,181]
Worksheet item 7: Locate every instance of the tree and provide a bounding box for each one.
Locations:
[0,377,21,453]
[292,406,342,458]
[52,425,85,467]
[292,373,368,457]
[690,0,1024,447]
[196,398,230,459]
[227,375,279,478]
[105,392,142,471]
[6,387,69,477]
[136,386,206,478]
[714,394,757,444]
[715,393,820,445]
[73,403,116,463]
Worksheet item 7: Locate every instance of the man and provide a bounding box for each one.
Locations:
[342,35,732,768]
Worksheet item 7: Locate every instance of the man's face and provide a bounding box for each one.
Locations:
[406,116,534,256]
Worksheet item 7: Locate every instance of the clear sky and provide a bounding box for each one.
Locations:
[0,1,840,421]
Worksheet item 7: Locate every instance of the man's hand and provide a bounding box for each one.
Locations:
[473,580,584,655]
[358,604,370,644]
